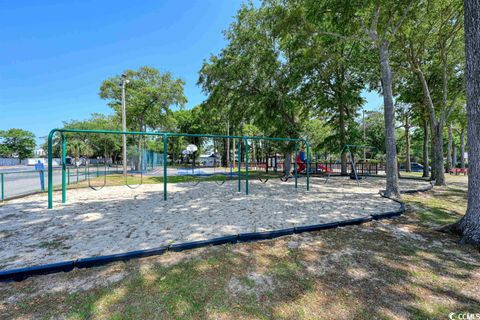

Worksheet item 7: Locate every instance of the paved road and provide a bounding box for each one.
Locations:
[2,165,241,200]
[1,167,121,200]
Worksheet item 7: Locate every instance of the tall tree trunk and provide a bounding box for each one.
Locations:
[453,142,457,169]
[448,0,480,245]
[284,152,292,175]
[461,130,466,169]
[430,124,437,180]
[405,114,411,172]
[423,118,430,178]
[339,104,348,175]
[379,41,400,198]
[447,124,453,172]
[417,69,446,186]
[432,123,446,185]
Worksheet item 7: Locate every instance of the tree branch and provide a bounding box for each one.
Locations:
[415,67,437,128]
[391,0,416,37]
[445,89,462,120]
[370,0,381,37]
[316,31,369,43]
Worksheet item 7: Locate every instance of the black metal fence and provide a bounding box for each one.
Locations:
[237,161,386,175]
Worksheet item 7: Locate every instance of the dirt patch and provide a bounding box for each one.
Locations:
[228,272,274,297]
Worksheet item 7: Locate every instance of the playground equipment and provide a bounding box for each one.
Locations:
[87,161,107,191]
[177,141,235,186]
[87,143,109,191]
[47,129,310,209]
[125,138,145,189]
[329,144,380,185]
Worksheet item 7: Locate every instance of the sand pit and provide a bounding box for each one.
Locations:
[0,176,430,271]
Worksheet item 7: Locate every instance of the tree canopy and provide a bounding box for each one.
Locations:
[0,128,36,160]
[100,66,187,132]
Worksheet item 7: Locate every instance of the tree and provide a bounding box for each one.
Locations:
[394,70,432,178]
[100,66,186,132]
[0,141,10,157]
[286,0,366,174]
[302,118,334,158]
[61,114,122,164]
[0,129,36,162]
[312,0,415,197]
[451,105,468,169]
[363,110,386,153]
[361,0,415,198]
[100,66,186,168]
[445,0,480,245]
[199,3,312,174]
[67,139,93,165]
[397,0,464,186]
[396,103,413,172]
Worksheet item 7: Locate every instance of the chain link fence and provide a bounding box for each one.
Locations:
[0,165,122,201]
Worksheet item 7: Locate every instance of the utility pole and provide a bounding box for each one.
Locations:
[121,73,129,177]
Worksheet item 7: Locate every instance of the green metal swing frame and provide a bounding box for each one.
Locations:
[47,129,310,209]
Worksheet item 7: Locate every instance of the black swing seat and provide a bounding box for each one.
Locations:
[349,173,362,180]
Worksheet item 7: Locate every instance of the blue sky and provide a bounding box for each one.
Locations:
[0,0,383,145]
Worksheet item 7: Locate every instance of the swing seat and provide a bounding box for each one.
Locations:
[349,173,362,180]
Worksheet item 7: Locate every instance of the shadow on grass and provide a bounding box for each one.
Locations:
[54,222,480,320]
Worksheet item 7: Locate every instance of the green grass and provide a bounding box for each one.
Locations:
[399,171,426,178]
[402,183,467,226]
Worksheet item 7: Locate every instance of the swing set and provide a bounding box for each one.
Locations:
[276,144,380,185]
[86,139,145,191]
[180,144,233,186]
[47,129,310,209]
[326,144,380,185]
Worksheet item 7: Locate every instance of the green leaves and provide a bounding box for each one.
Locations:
[0,128,36,160]
[99,66,186,131]
[63,114,121,157]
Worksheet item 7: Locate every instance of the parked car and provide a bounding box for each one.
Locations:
[399,162,427,172]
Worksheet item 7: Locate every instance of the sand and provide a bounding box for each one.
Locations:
[0,176,430,271]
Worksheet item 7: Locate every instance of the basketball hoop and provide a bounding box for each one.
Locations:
[186,144,198,153]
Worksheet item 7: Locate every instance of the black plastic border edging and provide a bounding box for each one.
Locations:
[238,228,295,242]
[76,246,169,269]
[294,221,339,233]
[0,261,75,282]
[1,179,430,282]
[338,216,374,226]
[169,235,238,252]
[400,182,434,194]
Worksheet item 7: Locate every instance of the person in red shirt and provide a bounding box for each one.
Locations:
[295,146,307,173]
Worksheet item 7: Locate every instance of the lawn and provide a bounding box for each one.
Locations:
[1,175,478,320]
